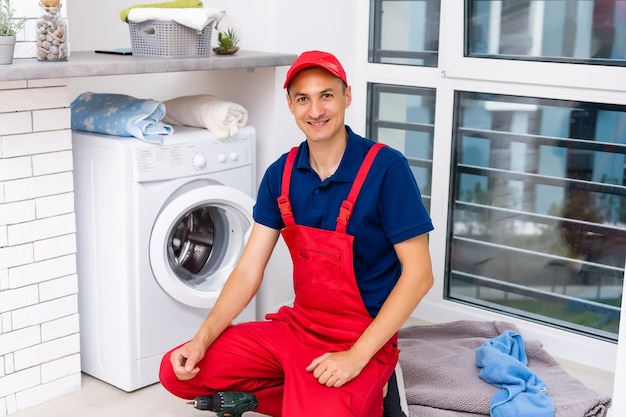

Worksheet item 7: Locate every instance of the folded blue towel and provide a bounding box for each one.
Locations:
[475,330,555,417]
[71,92,173,144]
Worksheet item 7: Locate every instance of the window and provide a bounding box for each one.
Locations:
[467,0,626,66]
[369,0,441,66]
[366,1,625,354]
[367,84,435,211]
[447,92,626,341]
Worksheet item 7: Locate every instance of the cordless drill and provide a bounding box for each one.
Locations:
[188,392,258,417]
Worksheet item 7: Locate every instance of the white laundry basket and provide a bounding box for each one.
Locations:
[129,19,214,58]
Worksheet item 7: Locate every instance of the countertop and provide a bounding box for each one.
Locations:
[0,50,297,81]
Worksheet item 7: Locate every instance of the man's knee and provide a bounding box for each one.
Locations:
[158,349,197,400]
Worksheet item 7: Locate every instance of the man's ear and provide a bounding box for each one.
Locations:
[345,85,353,109]
[286,93,295,114]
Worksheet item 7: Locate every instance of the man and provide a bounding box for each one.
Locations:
[159,50,434,416]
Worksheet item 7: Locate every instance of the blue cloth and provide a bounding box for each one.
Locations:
[475,330,555,417]
[253,126,434,316]
[71,92,173,144]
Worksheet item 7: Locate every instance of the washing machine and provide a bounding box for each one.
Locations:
[72,125,257,392]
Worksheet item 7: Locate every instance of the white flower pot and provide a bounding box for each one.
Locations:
[0,35,17,65]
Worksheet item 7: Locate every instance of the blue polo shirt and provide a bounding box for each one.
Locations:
[253,126,434,316]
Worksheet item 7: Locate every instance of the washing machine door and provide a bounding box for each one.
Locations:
[149,184,254,308]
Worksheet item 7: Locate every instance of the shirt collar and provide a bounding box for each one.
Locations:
[296,125,364,183]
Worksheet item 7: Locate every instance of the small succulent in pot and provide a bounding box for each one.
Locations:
[0,0,26,37]
[213,11,240,55]
[215,28,239,54]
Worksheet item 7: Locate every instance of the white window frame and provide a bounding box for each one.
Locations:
[355,1,625,413]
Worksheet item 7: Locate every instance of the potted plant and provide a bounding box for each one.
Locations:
[212,11,239,55]
[0,0,25,64]
[213,28,239,55]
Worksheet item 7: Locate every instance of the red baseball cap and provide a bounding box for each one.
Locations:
[283,50,348,89]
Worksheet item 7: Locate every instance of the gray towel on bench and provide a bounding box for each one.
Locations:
[398,320,611,417]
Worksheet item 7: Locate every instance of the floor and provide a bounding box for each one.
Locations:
[10,373,267,417]
[9,316,614,417]
[10,362,613,417]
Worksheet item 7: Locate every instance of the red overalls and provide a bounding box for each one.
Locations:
[159,143,399,416]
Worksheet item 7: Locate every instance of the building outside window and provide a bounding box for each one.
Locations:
[366,0,625,354]
[467,0,626,66]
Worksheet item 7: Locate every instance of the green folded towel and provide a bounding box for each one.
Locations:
[120,0,203,22]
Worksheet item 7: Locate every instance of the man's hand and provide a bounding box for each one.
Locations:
[305,350,367,387]
[170,339,207,381]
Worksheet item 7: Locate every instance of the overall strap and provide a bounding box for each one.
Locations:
[277,147,299,227]
[336,143,386,234]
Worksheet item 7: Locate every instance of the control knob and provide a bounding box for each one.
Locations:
[192,152,207,170]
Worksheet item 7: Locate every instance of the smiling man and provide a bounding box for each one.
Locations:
[159,50,434,416]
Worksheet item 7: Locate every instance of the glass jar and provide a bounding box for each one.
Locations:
[212,11,241,55]
[36,1,69,62]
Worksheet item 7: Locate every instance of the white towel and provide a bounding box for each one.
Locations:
[163,95,248,139]
[127,7,221,31]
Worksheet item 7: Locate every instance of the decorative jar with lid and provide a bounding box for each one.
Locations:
[36,0,68,61]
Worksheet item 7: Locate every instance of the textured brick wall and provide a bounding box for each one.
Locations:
[0,79,80,416]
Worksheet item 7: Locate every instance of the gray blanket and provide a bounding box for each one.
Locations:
[398,320,612,417]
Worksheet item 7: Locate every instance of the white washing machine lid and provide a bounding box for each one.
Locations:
[149,184,254,308]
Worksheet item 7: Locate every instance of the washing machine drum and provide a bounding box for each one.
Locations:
[150,185,254,308]
[170,206,229,276]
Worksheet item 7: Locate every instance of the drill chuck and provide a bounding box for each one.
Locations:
[189,392,258,417]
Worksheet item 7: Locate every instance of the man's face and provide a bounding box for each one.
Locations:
[286,67,352,145]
